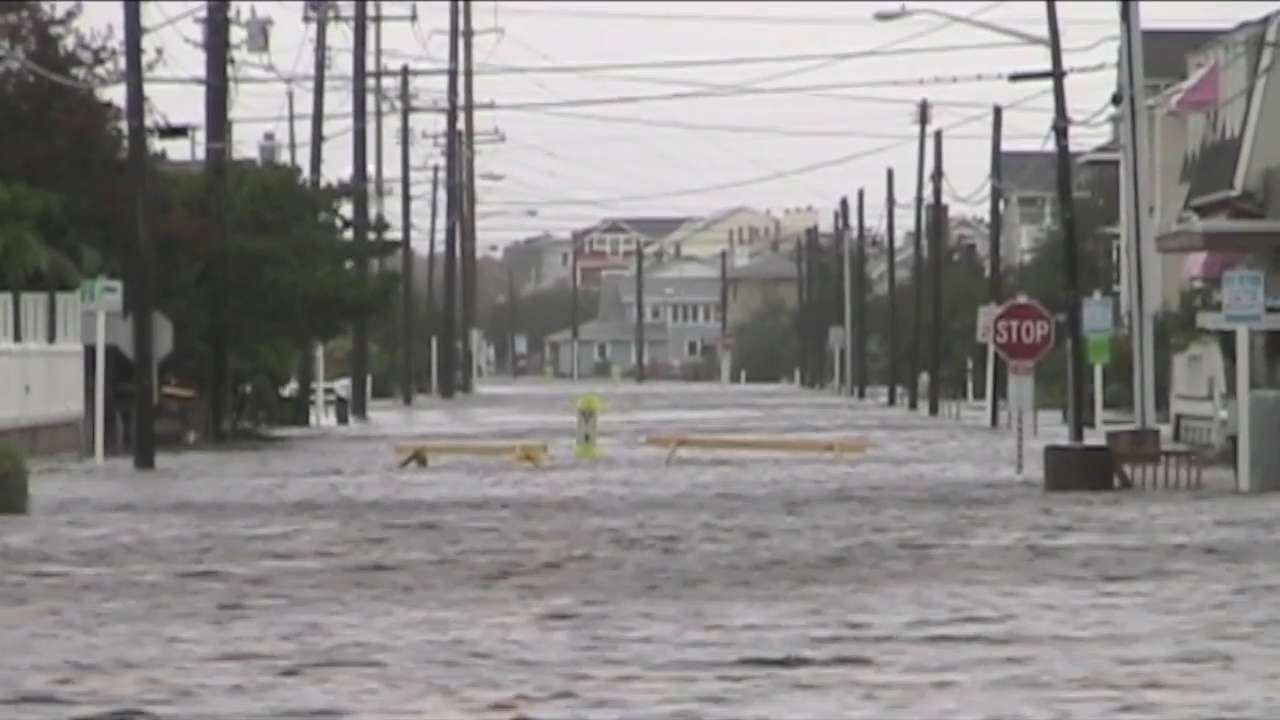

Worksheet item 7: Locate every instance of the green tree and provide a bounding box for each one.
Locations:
[481,284,599,370]
[733,299,800,382]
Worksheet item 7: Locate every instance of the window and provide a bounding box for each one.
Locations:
[715,304,723,322]
[609,236,621,255]
[561,252,569,267]
[595,342,609,361]
[687,339,700,358]
[1017,196,1048,226]
[650,305,661,321]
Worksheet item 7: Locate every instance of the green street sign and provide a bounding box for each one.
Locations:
[1087,335,1111,366]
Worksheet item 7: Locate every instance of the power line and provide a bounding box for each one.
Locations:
[428,63,1112,113]
[494,5,1158,27]
[480,87,1054,208]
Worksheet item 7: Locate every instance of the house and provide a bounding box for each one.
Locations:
[662,206,782,265]
[545,256,725,377]
[725,252,799,328]
[572,216,698,289]
[1082,27,1227,314]
[502,232,573,295]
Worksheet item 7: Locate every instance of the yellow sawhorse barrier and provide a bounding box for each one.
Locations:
[396,442,549,469]
[644,435,872,465]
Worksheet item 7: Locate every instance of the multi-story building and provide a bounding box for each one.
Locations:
[571,216,698,289]
[501,232,574,295]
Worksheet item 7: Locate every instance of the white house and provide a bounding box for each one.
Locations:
[663,206,782,265]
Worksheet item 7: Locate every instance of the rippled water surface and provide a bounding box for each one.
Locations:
[4,381,1280,719]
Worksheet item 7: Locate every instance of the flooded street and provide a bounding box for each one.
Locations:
[4,381,1280,719]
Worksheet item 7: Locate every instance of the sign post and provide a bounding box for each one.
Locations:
[976,303,998,427]
[991,296,1056,477]
[80,277,123,464]
[1222,268,1265,492]
[1082,291,1115,434]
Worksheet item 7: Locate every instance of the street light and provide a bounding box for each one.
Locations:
[873,5,1049,47]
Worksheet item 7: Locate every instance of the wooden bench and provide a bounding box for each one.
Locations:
[644,435,872,466]
[1106,429,1203,490]
[396,442,549,469]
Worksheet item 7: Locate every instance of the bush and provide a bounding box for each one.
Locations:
[0,444,29,515]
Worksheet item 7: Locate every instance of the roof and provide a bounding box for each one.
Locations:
[728,252,796,281]
[999,151,1078,196]
[546,320,667,343]
[665,206,759,241]
[588,216,699,241]
[1142,30,1223,82]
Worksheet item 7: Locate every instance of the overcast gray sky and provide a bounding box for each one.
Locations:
[79,1,1280,253]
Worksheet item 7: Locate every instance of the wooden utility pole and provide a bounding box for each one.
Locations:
[886,167,898,406]
[425,163,439,393]
[570,233,580,379]
[399,64,413,406]
[928,129,944,418]
[206,0,230,442]
[440,0,461,398]
[1047,0,1086,444]
[460,0,479,392]
[856,188,867,400]
[304,0,329,426]
[124,1,154,469]
[909,99,929,411]
[719,248,729,352]
[350,0,370,419]
[373,0,385,276]
[806,227,822,387]
[287,88,297,169]
[635,243,646,383]
[507,266,518,378]
[988,104,1004,428]
[840,197,852,397]
[795,237,806,387]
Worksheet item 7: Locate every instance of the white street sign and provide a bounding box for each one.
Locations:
[1082,294,1115,337]
[80,277,123,313]
[1223,268,1265,324]
[975,303,997,344]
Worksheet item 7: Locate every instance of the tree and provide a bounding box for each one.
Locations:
[0,2,131,276]
[480,284,599,371]
[149,162,395,426]
[733,299,800,382]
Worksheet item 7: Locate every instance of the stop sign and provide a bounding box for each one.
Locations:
[991,297,1055,368]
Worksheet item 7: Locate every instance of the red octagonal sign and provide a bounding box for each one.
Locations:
[992,297,1055,369]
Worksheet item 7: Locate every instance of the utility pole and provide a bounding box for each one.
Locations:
[206,0,230,443]
[635,243,646,383]
[795,237,806,387]
[287,87,297,169]
[399,64,413,406]
[1119,0,1155,429]
[886,167,898,406]
[305,0,328,427]
[425,163,439,393]
[460,0,479,393]
[806,227,821,388]
[124,1,154,470]
[373,0,385,276]
[570,234,580,380]
[508,266,518,378]
[439,0,461,399]
[720,249,729,343]
[928,129,944,418]
[1047,0,1086,444]
[350,0,370,420]
[988,104,1004,429]
[840,196,852,397]
[909,99,929,411]
[856,188,867,400]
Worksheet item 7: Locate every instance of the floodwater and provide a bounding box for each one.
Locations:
[3,381,1280,719]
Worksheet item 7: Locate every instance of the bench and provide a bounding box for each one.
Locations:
[644,435,872,466]
[396,442,549,469]
[1106,429,1202,490]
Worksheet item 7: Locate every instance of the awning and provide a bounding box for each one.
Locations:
[1156,218,1280,253]
[1181,250,1248,282]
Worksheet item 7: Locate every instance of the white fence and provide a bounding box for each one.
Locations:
[0,292,84,431]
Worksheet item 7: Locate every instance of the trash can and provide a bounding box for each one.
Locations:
[335,395,350,426]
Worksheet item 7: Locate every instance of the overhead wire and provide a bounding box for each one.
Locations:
[481,87,1055,208]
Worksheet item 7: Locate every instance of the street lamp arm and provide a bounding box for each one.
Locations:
[875,6,1050,48]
